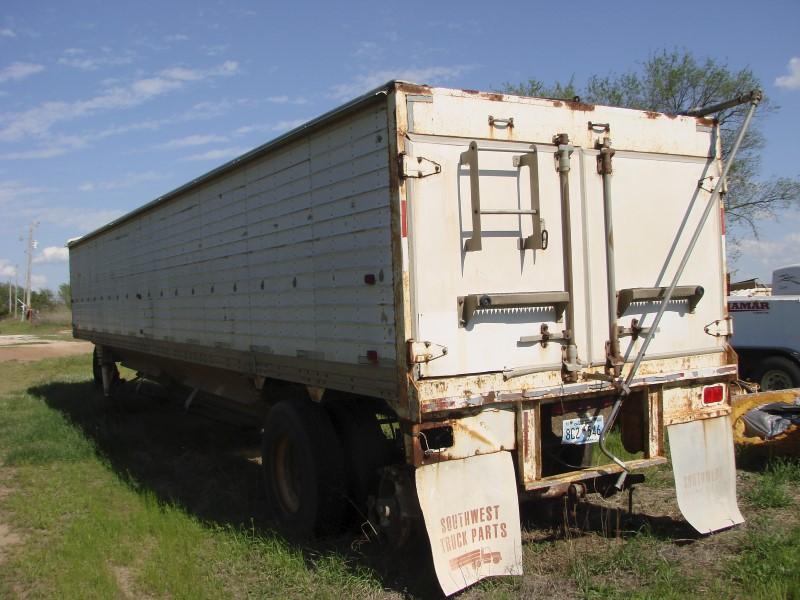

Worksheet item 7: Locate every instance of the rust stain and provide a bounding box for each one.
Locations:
[396,82,432,95]
[644,111,661,120]
[451,420,493,446]
[695,116,715,126]
[461,88,480,95]
[551,100,563,107]
[481,92,504,102]
[564,99,595,112]
[521,413,530,459]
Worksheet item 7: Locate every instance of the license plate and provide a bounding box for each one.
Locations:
[561,415,604,445]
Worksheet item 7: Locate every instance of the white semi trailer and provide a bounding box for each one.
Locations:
[730,264,800,390]
[69,82,759,595]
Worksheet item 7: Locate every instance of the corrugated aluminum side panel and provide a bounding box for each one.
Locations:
[70,101,396,366]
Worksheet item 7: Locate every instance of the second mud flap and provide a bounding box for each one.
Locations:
[667,414,744,533]
[415,451,523,596]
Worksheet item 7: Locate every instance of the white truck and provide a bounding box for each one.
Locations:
[730,264,800,390]
[69,81,759,595]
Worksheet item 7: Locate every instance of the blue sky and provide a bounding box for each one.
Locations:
[0,0,798,291]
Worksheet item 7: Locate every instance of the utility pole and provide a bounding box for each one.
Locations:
[6,277,10,316]
[13,266,18,319]
[22,222,37,322]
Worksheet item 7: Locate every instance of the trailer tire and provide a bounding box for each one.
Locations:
[754,356,800,391]
[324,400,394,517]
[92,347,102,388]
[262,400,346,540]
[92,346,120,392]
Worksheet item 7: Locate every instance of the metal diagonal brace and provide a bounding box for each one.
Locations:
[598,90,763,489]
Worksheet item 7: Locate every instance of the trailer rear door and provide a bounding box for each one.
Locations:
[406,135,588,378]
[406,135,725,379]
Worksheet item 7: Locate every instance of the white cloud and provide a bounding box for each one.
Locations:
[156,134,228,149]
[180,99,235,120]
[0,29,15,38]
[0,134,88,160]
[354,42,378,58]
[233,125,262,135]
[183,146,249,161]
[202,44,229,57]
[0,147,68,160]
[160,60,239,82]
[164,33,189,42]
[78,170,167,192]
[0,181,50,205]
[775,57,800,90]
[58,47,134,71]
[230,8,257,17]
[234,118,308,136]
[94,119,162,139]
[1,98,248,161]
[22,206,124,233]
[0,61,44,83]
[33,246,68,264]
[0,60,240,142]
[330,65,473,100]
[31,274,47,290]
[0,259,17,277]
[272,118,307,132]
[267,95,308,105]
[736,233,800,272]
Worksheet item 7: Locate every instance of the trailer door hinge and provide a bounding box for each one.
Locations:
[400,153,442,178]
[704,316,733,337]
[407,339,448,364]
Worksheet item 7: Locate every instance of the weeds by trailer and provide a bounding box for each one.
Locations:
[69,81,759,594]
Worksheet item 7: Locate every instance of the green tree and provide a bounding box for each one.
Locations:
[30,288,56,311]
[58,282,72,308]
[504,49,800,259]
[0,282,10,319]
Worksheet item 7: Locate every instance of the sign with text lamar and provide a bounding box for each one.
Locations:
[416,452,523,595]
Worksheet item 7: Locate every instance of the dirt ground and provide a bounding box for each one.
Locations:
[0,334,93,362]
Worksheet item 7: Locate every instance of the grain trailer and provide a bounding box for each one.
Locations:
[69,82,760,594]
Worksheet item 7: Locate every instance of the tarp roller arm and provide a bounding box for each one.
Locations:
[598,89,763,488]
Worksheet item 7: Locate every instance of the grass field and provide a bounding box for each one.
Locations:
[0,314,73,339]
[0,354,798,599]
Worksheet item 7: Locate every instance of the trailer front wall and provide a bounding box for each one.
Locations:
[70,100,398,386]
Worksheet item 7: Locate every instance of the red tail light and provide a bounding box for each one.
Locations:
[703,384,724,404]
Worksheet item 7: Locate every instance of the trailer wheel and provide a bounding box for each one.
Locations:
[92,347,120,391]
[262,400,346,539]
[92,347,102,387]
[324,400,394,517]
[755,356,800,391]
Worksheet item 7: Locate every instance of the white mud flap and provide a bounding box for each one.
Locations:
[415,451,523,596]
[667,415,744,533]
